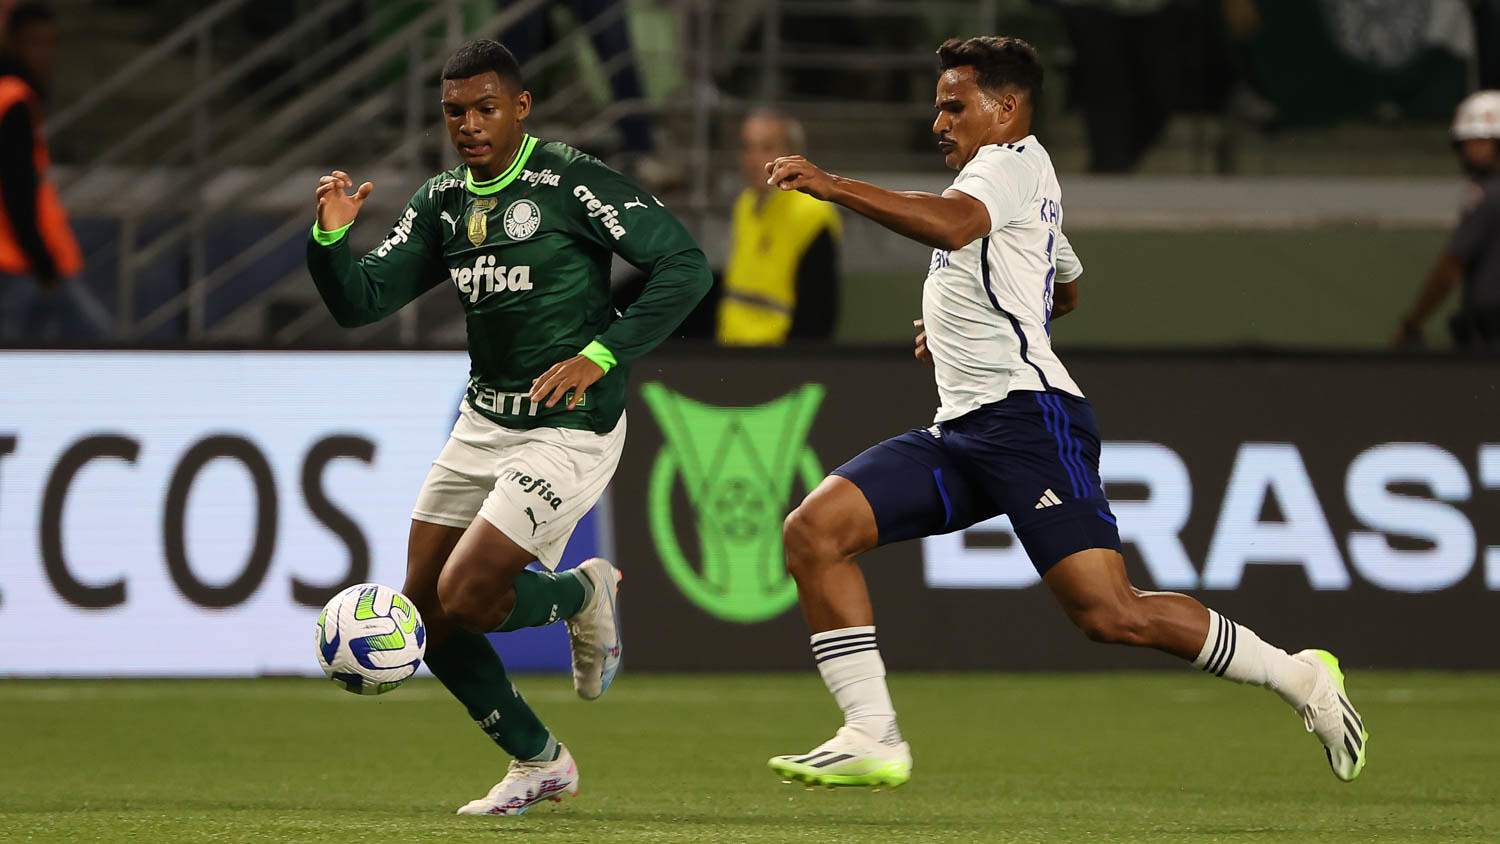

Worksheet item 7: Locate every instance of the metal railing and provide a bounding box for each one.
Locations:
[51,0,1010,344]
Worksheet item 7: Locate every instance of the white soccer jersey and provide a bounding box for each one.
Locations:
[922,136,1083,423]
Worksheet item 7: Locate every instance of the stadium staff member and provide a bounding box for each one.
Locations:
[718,109,840,345]
[0,1,80,341]
[1394,90,1500,350]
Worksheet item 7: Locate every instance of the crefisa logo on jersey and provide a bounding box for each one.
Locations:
[520,168,561,188]
[572,184,627,240]
[640,382,826,623]
[375,206,419,257]
[450,256,532,302]
[504,199,542,241]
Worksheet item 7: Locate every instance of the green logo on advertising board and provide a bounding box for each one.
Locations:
[640,383,825,623]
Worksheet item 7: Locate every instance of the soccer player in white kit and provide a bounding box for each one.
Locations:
[762,36,1368,789]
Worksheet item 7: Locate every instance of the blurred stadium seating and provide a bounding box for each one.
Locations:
[36,0,1477,347]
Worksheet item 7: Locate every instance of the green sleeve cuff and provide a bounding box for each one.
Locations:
[311,221,353,246]
[579,340,617,373]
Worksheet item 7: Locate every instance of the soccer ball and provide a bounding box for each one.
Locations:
[315,583,426,695]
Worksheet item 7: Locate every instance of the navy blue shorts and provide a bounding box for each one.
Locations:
[832,390,1121,576]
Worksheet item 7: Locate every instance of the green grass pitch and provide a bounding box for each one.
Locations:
[3,672,1497,842]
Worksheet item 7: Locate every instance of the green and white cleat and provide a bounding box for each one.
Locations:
[1294,649,1368,782]
[769,726,912,788]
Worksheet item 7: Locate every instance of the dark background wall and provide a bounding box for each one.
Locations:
[614,349,1500,671]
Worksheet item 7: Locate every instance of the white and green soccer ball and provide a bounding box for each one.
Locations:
[315,583,426,695]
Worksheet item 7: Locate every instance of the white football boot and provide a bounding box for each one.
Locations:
[1294,649,1368,782]
[456,745,579,815]
[566,558,622,700]
[769,726,912,788]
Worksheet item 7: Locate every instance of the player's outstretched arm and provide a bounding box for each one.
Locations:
[305,172,448,328]
[765,155,989,251]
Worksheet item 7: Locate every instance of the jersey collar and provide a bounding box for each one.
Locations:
[466,134,537,195]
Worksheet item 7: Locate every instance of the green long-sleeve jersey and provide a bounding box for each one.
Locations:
[306,135,712,433]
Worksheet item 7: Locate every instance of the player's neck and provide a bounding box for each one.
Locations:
[468,135,527,182]
[987,125,1031,148]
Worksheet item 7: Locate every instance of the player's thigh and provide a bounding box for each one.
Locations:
[405,519,465,608]
[474,414,627,571]
[948,391,1121,576]
[407,458,492,613]
[825,426,996,550]
[410,408,497,535]
[1041,547,1134,623]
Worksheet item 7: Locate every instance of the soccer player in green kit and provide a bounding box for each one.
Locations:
[306,40,711,815]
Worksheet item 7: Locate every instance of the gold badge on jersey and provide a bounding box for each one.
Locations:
[467,198,496,246]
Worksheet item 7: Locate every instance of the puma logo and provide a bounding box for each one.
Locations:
[623,196,647,210]
[440,211,458,235]
[524,506,550,536]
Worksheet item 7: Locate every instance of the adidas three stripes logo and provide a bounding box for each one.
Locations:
[812,631,879,664]
[1201,614,1238,677]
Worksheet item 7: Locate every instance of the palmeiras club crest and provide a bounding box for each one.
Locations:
[504,199,541,240]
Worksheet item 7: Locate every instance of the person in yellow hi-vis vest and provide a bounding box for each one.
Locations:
[718,109,840,345]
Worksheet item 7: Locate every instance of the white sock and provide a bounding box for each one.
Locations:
[1193,609,1318,709]
[811,626,903,746]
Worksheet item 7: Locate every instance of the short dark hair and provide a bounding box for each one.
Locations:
[442,39,522,89]
[936,36,1042,101]
[7,2,55,35]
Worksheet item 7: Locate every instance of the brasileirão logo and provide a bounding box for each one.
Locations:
[640,383,825,623]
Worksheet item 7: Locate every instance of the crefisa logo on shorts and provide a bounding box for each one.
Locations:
[640,383,826,623]
[503,467,564,510]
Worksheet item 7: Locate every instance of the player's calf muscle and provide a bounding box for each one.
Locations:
[404,520,464,638]
[437,563,513,633]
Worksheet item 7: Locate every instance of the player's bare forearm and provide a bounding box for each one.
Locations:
[825,177,986,251]
[765,156,987,251]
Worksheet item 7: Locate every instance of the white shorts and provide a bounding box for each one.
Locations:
[411,401,626,570]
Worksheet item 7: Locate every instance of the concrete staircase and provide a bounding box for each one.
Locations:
[49,0,202,164]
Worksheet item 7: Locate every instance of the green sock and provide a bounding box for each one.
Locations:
[494,569,591,632]
[423,628,557,761]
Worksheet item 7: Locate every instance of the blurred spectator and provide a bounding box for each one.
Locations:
[718,109,839,346]
[1394,91,1500,350]
[1477,0,1500,89]
[0,1,82,342]
[1232,0,1472,127]
[504,0,674,187]
[1052,0,1229,173]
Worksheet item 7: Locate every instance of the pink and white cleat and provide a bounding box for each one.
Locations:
[455,745,579,815]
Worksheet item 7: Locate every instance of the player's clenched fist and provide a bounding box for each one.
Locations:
[315,170,374,232]
[765,155,837,200]
[913,319,932,365]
